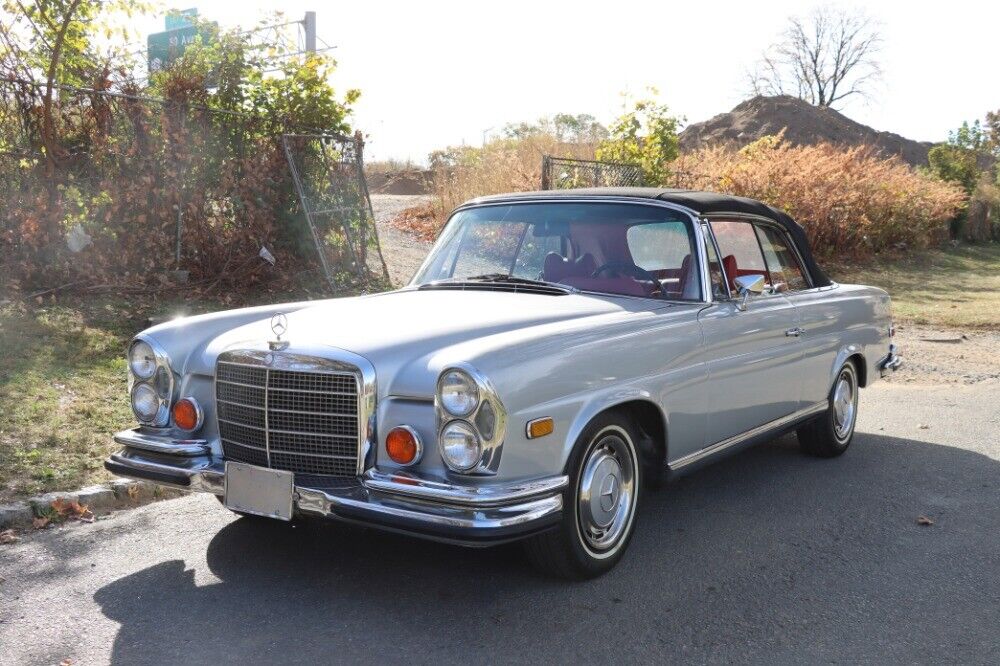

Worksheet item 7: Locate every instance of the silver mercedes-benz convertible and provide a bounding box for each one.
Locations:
[107,188,901,579]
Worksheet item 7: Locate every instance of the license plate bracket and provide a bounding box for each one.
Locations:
[224,461,294,521]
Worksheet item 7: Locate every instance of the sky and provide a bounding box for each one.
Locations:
[129,0,998,164]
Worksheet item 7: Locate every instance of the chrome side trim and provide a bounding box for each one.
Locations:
[363,470,568,508]
[671,401,828,470]
[114,428,211,456]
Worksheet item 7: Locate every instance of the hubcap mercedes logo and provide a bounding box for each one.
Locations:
[600,475,619,512]
[270,313,288,340]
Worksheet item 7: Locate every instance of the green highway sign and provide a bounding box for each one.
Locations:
[165,8,197,31]
[147,23,217,73]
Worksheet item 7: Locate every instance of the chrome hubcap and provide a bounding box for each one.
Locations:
[833,372,856,439]
[578,431,636,553]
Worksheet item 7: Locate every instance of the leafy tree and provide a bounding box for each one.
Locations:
[928,121,992,194]
[501,113,608,144]
[595,90,682,185]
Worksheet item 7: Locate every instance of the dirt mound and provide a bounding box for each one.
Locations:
[366,169,433,195]
[679,95,933,167]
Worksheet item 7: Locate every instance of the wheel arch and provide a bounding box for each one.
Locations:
[564,398,667,475]
[830,344,869,389]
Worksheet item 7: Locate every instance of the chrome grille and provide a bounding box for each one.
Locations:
[215,352,361,477]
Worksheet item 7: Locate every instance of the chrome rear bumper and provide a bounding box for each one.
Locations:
[879,343,903,378]
[104,441,565,547]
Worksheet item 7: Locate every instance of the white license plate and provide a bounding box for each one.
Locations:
[224,461,294,521]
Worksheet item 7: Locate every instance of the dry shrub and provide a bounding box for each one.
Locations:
[421,134,596,233]
[677,135,967,258]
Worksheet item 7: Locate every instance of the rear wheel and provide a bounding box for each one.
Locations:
[798,361,859,457]
[523,411,642,579]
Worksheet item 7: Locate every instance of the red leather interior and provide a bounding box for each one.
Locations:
[676,254,692,297]
[557,276,651,297]
[543,252,597,283]
[722,255,738,291]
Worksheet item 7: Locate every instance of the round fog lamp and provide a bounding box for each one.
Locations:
[129,340,157,380]
[440,420,482,471]
[131,383,160,423]
[439,370,479,416]
[172,397,202,432]
[386,426,422,466]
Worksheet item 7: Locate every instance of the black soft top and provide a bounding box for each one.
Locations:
[467,187,831,288]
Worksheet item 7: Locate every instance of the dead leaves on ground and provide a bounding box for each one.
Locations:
[916,515,935,526]
[0,528,18,544]
[32,498,95,530]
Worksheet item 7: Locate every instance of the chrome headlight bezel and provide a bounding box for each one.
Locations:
[435,364,506,475]
[128,334,174,428]
[438,369,480,417]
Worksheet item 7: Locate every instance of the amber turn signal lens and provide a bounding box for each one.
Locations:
[172,397,201,431]
[386,426,421,465]
[526,417,554,439]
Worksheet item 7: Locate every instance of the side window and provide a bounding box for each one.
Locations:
[710,220,771,291]
[754,225,809,292]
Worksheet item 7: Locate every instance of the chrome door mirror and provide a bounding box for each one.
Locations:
[734,274,766,311]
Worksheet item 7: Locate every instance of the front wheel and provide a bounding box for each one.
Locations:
[523,411,642,579]
[797,361,859,457]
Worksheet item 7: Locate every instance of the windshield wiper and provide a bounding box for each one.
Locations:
[463,274,576,291]
[422,273,576,293]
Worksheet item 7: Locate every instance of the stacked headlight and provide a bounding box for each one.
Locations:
[128,337,173,427]
[436,366,506,475]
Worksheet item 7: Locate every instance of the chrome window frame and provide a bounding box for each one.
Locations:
[213,348,378,476]
[412,197,711,305]
[703,212,817,295]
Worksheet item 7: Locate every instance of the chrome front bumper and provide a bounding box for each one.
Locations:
[105,434,566,547]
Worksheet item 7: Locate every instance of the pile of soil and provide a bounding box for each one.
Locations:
[366,169,433,195]
[679,95,934,167]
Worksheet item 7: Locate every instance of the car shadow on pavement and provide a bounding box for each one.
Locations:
[93,432,1000,663]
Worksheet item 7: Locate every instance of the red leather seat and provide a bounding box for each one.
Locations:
[676,254,692,297]
[722,255,738,292]
[543,252,597,283]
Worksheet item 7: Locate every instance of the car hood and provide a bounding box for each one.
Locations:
[193,288,684,396]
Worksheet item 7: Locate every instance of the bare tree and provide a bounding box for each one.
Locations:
[748,6,882,108]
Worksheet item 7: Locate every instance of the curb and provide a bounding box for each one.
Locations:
[0,478,185,530]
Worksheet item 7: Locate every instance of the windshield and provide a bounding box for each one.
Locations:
[411,202,701,300]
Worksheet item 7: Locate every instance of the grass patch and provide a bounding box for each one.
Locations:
[829,243,1000,330]
[0,297,141,502]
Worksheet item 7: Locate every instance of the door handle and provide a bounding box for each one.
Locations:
[785,327,805,337]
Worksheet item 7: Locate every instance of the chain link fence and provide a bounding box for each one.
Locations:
[0,77,388,292]
[282,132,389,285]
[540,155,644,190]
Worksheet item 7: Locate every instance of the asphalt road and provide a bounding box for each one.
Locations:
[2,381,998,665]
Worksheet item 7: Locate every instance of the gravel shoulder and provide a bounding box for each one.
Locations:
[371,194,432,287]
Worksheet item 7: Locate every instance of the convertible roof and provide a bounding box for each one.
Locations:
[466,188,832,287]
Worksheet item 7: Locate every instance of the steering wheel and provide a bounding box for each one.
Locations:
[591,261,662,296]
